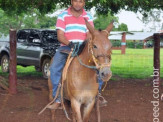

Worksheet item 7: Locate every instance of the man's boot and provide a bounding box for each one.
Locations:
[47,102,61,110]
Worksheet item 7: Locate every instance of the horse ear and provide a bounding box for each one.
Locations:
[105,20,114,34]
[84,18,94,35]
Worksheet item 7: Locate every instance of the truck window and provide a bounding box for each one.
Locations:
[17,30,29,43]
[42,31,58,44]
[28,32,40,43]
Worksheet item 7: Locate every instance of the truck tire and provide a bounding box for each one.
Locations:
[1,55,9,73]
[42,58,50,79]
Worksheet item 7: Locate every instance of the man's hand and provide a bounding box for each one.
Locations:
[68,42,74,48]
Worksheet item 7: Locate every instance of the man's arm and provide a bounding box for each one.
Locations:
[57,29,70,45]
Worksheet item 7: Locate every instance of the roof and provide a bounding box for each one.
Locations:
[109,31,163,41]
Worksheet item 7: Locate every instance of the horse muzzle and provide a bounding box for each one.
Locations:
[99,66,112,82]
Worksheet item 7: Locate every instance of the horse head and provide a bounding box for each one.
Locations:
[85,19,113,82]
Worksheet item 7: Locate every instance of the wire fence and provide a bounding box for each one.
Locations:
[111,48,163,79]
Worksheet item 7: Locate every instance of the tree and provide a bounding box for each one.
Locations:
[0,9,24,35]
[0,0,162,34]
[117,23,128,31]
[0,0,162,16]
[0,8,57,35]
[94,12,128,31]
[138,9,163,31]
[94,12,118,30]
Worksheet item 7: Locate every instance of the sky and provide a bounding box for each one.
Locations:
[115,10,144,31]
[115,10,163,32]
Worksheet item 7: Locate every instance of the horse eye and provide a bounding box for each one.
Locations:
[93,45,97,49]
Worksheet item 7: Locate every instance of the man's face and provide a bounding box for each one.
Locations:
[71,0,85,11]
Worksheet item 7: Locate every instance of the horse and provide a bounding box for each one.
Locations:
[48,19,113,122]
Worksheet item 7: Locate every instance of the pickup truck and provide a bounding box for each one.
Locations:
[0,29,60,78]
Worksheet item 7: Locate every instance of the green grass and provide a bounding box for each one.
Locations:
[111,48,163,78]
[0,66,42,77]
[0,48,162,79]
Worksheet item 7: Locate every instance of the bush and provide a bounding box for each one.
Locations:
[126,40,143,49]
[111,40,121,47]
[111,40,144,49]
[126,41,135,48]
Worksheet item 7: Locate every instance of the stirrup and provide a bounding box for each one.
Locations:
[98,93,108,107]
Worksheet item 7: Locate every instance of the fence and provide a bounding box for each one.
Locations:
[111,33,162,84]
[111,32,126,54]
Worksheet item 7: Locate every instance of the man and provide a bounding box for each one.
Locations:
[48,0,106,109]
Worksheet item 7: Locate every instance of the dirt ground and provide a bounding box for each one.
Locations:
[0,75,163,122]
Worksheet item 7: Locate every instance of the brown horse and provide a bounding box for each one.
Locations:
[48,19,113,122]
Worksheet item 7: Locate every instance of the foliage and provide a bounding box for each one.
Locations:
[0,9,24,35]
[110,40,121,47]
[0,0,162,34]
[117,23,128,31]
[94,12,128,31]
[0,8,57,35]
[138,9,163,31]
[111,40,143,48]
[0,0,162,16]
[0,0,57,15]
[94,12,118,30]
[126,41,144,49]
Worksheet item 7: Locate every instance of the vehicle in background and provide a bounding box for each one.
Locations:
[0,29,60,78]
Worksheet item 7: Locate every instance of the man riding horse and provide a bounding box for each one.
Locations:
[47,0,107,110]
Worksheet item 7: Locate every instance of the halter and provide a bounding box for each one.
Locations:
[88,38,112,70]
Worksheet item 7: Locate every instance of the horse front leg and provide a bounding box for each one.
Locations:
[83,99,95,122]
[71,99,82,122]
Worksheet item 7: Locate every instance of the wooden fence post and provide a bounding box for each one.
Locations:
[9,29,17,94]
[121,32,126,54]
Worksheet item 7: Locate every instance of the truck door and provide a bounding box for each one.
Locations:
[17,30,41,66]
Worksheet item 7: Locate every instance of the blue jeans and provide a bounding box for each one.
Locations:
[50,46,104,102]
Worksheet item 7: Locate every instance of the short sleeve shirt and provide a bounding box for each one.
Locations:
[56,7,94,46]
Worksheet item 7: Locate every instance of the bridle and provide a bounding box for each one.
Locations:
[88,38,112,70]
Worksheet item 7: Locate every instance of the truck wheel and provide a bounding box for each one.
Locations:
[42,58,50,79]
[1,55,9,73]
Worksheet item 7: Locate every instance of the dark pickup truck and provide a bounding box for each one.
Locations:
[0,29,60,78]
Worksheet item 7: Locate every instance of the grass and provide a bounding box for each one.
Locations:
[0,48,162,79]
[111,48,163,78]
[0,65,42,77]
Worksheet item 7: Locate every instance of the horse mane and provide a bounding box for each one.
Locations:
[98,28,102,32]
[76,40,88,55]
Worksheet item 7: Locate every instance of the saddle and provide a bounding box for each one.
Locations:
[60,41,87,56]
